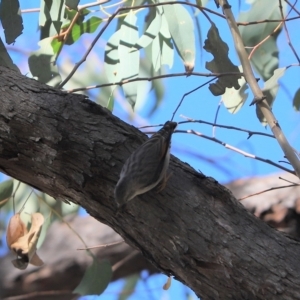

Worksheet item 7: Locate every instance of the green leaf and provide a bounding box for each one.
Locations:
[152,35,161,72]
[107,92,115,111]
[51,16,102,53]
[118,11,139,108]
[257,67,287,125]
[28,38,62,85]
[143,44,165,115]
[73,259,112,296]
[151,14,174,73]
[39,0,49,27]
[135,61,152,111]
[204,23,241,96]
[0,179,13,203]
[65,0,79,10]
[0,38,20,71]
[160,1,195,72]
[65,16,103,44]
[239,0,286,81]
[40,0,64,39]
[118,274,140,300]
[36,212,52,249]
[293,88,300,111]
[159,14,174,69]
[222,66,248,114]
[104,30,121,88]
[0,0,23,44]
[131,9,162,51]
[150,77,164,115]
[263,67,286,91]
[64,8,90,24]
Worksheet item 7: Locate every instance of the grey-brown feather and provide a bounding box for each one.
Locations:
[114,121,177,207]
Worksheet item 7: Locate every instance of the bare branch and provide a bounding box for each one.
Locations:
[67,72,243,93]
[178,115,276,139]
[239,183,298,201]
[176,129,296,175]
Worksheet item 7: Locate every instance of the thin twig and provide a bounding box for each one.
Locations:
[279,0,300,63]
[112,250,139,272]
[248,22,282,60]
[170,77,218,121]
[237,15,300,26]
[12,181,21,215]
[279,176,299,184]
[176,129,295,175]
[178,115,276,139]
[284,0,300,15]
[238,183,298,201]
[77,240,124,250]
[19,189,34,214]
[67,72,243,93]
[212,99,223,138]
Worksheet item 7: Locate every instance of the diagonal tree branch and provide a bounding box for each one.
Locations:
[1,67,300,299]
[219,0,300,177]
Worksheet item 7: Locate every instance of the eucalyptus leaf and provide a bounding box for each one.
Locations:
[0,179,13,203]
[118,274,140,300]
[104,30,121,88]
[151,14,174,73]
[51,16,102,54]
[131,9,162,51]
[257,67,287,125]
[40,0,64,39]
[28,38,62,85]
[293,88,300,111]
[39,0,49,27]
[0,38,20,71]
[203,23,241,96]
[159,14,174,69]
[160,1,195,72]
[73,259,112,296]
[239,0,286,81]
[222,66,248,114]
[118,11,139,108]
[65,0,79,10]
[107,92,115,111]
[144,43,165,115]
[65,16,102,45]
[0,0,23,44]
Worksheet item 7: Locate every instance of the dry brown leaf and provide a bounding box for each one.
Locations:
[7,212,44,269]
[163,276,172,290]
[6,213,28,248]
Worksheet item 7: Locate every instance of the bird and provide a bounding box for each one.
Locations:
[114,121,177,209]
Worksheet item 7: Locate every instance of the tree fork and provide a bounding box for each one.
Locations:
[1,67,300,299]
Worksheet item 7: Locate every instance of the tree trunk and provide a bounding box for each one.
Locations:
[1,66,300,299]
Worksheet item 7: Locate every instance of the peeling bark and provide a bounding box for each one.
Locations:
[1,67,300,299]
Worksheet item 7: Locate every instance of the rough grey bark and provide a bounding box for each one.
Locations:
[2,172,300,299]
[1,66,300,299]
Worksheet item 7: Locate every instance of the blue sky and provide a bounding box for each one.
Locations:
[1,0,300,299]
